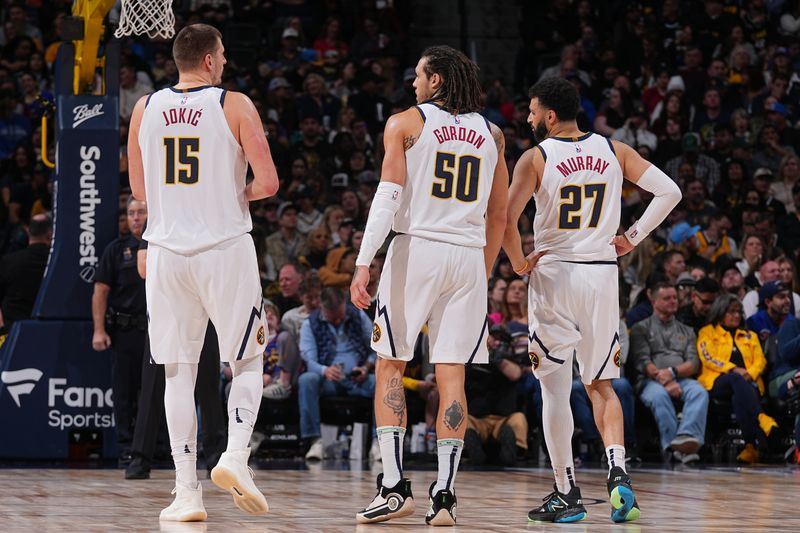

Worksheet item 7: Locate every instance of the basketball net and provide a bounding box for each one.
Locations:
[114,0,175,39]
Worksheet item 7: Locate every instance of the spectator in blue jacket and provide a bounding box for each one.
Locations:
[297,287,375,460]
[746,281,793,344]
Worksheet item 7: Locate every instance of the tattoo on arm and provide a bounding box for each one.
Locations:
[403,135,418,151]
[490,124,505,152]
[383,376,406,424]
[443,400,465,431]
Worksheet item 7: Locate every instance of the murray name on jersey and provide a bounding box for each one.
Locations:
[555,154,611,178]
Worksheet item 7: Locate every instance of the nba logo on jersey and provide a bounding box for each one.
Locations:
[179,95,188,106]
[575,144,582,153]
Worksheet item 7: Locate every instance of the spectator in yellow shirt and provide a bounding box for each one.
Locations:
[697,293,778,463]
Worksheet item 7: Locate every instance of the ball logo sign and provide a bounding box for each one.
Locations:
[72,103,105,128]
[1,368,43,407]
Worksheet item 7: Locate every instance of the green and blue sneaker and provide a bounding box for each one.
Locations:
[607,466,641,523]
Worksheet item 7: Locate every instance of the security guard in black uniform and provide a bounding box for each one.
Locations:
[92,196,148,463]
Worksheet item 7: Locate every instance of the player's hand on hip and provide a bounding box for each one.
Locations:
[350,265,371,309]
[611,234,635,257]
[519,250,547,274]
[92,330,111,351]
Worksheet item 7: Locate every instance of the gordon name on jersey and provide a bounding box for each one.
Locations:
[431,124,488,150]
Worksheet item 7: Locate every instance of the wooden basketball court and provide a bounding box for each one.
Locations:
[2,464,799,532]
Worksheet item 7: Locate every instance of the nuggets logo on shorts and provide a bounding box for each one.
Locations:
[257,326,265,345]
[613,349,621,368]
[372,322,382,343]
[529,351,540,370]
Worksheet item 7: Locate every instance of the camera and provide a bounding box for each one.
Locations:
[488,324,516,365]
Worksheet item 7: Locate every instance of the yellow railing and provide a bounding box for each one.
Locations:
[41,114,55,169]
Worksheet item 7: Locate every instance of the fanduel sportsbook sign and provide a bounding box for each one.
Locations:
[0,321,118,458]
[1,368,114,430]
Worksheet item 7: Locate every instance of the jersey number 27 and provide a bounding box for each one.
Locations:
[558,183,606,229]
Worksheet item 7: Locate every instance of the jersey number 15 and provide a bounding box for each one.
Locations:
[163,137,199,185]
[431,151,480,202]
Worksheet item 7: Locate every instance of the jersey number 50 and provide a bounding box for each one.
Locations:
[431,151,480,202]
[163,137,199,185]
[558,183,606,229]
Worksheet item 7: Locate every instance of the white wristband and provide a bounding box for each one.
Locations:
[356,181,403,267]
[625,165,682,246]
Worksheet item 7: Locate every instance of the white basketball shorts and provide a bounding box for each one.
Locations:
[371,234,489,364]
[145,233,268,365]
[527,260,621,384]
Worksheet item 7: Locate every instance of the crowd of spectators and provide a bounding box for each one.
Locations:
[1,0,799,466]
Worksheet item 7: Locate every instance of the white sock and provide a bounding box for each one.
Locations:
[540,363,575,493]
[432,439,463,493]
[227,356,263,451]
[553,465,577,494]
[164,363,199,487]
[377,426,405,487]
[606,445,626,473]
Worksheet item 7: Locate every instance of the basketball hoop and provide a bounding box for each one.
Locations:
[114,0,175,40]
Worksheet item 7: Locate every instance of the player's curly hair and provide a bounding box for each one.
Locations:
[421,45,482,115]
[528,77,580,121]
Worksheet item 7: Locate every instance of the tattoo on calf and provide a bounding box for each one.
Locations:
[383,377,406,423]
[403,135,418,150]
[443,401,465,431]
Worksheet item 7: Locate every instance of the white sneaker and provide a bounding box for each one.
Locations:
[369,438,382,463]
[262,381,292,400]
[210,448,269,515]
[305,438,323,461]
[159,482,207,522]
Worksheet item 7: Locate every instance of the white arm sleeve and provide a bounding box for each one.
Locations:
[356,181,403,267]
[624,165,682,246]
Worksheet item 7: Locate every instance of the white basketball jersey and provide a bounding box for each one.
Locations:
[139,86,251,254]
[532,132,622,263]
[393,102,498,247]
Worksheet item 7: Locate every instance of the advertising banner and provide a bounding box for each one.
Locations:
[0,321,116,459]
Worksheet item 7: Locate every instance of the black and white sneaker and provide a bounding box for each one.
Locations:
[527,484,587,523]
[356,474,415,524]
[425,482,457,526]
